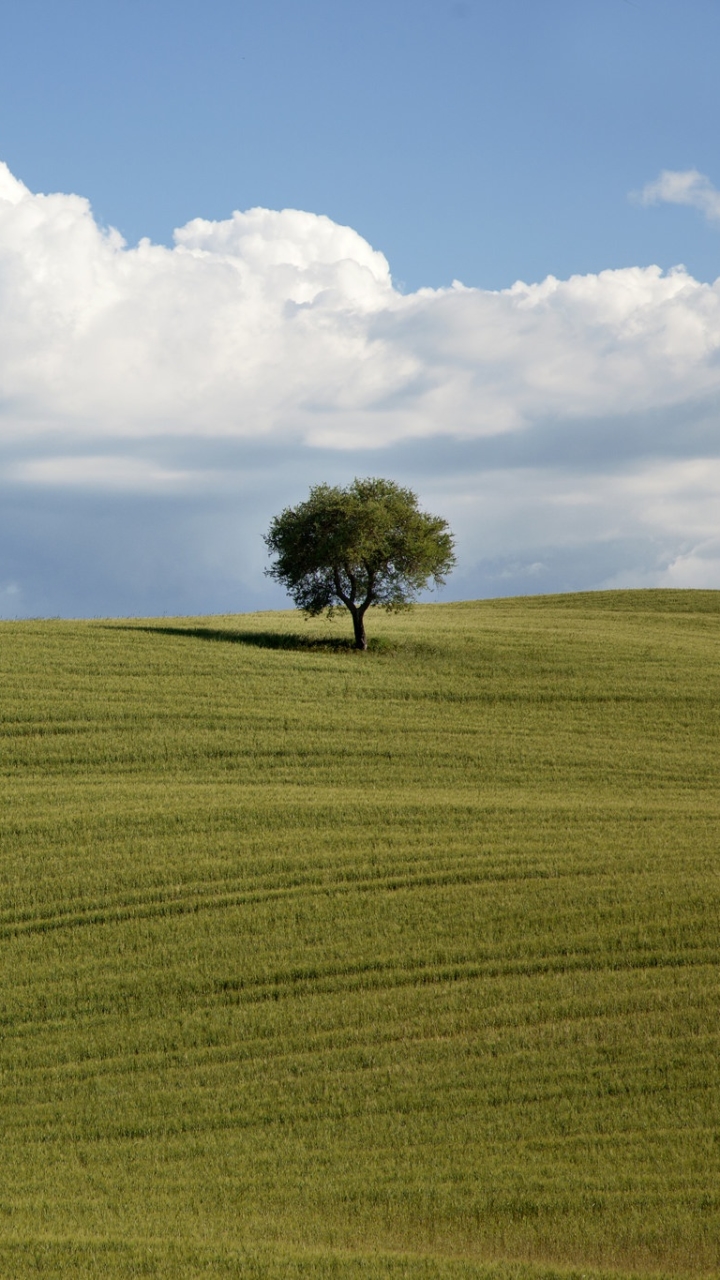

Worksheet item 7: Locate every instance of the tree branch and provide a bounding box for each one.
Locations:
[345,567,358,606]
[333,567,352,608]
[359,563,376,613]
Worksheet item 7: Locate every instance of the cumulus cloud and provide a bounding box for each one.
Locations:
[3,158,720,450]
[637,168,720,225]
[1,160,720,615]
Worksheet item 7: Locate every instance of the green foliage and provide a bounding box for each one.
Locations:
[264,478,455,647]
[0,591,719,1278]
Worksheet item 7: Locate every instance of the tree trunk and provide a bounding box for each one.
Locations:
[351,608,367,650]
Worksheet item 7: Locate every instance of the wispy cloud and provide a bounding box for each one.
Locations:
[636,168,720,224]
[8,456,198,490]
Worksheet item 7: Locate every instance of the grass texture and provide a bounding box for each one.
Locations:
[0,590,719,1279]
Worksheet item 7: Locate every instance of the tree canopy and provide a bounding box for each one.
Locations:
[264,478,456,649]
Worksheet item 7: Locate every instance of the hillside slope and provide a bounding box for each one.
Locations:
[1,591,719,1279]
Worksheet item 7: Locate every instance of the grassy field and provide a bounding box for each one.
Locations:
[0,590,719,1279]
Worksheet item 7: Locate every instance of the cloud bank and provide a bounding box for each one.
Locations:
[1,161,720,616]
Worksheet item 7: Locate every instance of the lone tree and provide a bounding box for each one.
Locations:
[264,477,456,650]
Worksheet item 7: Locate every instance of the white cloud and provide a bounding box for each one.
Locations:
[661,544,720,588]
[1,160,720,614]
[9,455,198,490]
[2,159,720,452]
[636,168,720,225]
[424,458,720,573]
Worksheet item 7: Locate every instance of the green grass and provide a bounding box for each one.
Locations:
[0,590,719,1279]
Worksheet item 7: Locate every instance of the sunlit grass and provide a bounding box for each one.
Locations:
[0,590,719,1278]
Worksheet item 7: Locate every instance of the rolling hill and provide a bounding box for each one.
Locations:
[1,591,718,1279]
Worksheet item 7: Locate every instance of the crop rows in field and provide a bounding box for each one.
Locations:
[0,592,719,1278]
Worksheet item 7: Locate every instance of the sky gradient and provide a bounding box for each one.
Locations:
[1,0,719,617]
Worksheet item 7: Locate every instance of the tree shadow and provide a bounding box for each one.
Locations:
[111,624,364,652]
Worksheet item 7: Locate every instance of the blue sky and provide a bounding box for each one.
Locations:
[4,0,720,289]
[1,0,720,616]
